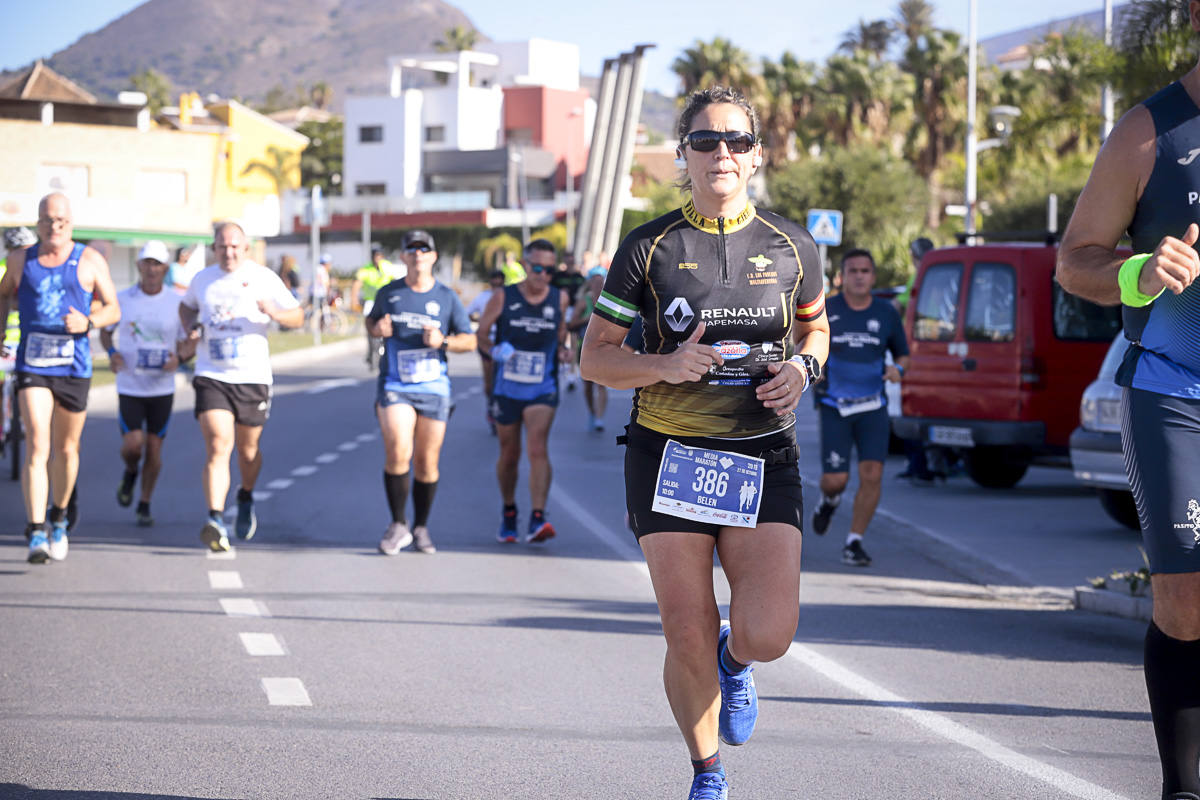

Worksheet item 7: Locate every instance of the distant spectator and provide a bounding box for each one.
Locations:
[170,245,202,292]
[278,254,302,300]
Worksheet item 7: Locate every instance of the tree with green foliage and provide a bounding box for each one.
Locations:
[530,222,568,255]
[435,25,479,52]
[671,38,763,99]
[475,233,522,270]
[296,119,343,195]
[130,68,172,115]
[241,145,300,196]
[840,19,895,60]
[1116,0,1198,109]
[760,53,817,168]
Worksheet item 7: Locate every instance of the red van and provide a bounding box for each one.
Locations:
[891,241,1122,488]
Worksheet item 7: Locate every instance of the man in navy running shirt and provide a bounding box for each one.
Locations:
[809,249,908,567]
[367,230,475,555]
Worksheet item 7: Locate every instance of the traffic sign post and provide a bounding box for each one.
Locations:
[807,209,843,281]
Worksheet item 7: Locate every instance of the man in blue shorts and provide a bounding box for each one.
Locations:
[366,230,475,555]
[1058,14,1200,794]
[810,249,908,566]
[476,238,568,544]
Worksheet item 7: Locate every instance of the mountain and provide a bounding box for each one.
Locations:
[41,0,479,106]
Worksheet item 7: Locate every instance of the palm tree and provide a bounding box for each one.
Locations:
[308,82,332,111]
[434,25,478,53]
[839,19,894,60]
[1116,0,1196,108]
[241,145,301,196]
[760,53,817,167]
[895,0,935,47]
[671,38,762,99]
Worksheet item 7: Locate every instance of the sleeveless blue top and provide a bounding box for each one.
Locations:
[16,243,93,378]
[493,284,561,400]
[1120,82,1200,398]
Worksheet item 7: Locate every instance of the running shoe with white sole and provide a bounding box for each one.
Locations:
[411,525,437,554]
[235,495,257,540]
[526,516,556,544]
[842,539,872,567]
[27,532,51,564]
[379,522,413,555]
[811,500,836,535]
[201,519,231,552]
[117,471,136,507]
[717,621,757,746]
[136,508,154,527]
[47,523,68,561]
[497,508,518,543]
[688,772,729,800]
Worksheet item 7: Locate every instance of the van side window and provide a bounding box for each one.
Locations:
[1052,280,1122,341]
[965,263,1015,342]
[914,263,962,341]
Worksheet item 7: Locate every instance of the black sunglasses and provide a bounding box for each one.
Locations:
[683,130,756,154]
[405,244,432,253]
[529,264,549,274]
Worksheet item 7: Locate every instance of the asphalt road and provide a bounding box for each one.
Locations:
[0,344,1157,799]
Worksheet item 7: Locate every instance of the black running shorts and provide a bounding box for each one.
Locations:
[118,393,174,438]
[1121,387,1200,574]
[15,372,90,413]
[193,376,271,427]
[623,422,805,539]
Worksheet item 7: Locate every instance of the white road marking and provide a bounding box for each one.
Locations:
[239,632,286,656]
[208,571,243,590]
[252,491,272,502]
[305,377,360,395]
[261,677,311,706]
[315,453,339,464]
[219,598,267,617]
[355,432,376,442]
[337,442,358,452]
[266,478,294,490]
[551,482,1133,800]
[291,465,318,477]
[206,549,237,560]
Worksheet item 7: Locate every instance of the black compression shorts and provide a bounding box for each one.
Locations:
[118,394,174,438]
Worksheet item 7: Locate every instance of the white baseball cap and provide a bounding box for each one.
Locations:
[138,240,171,264]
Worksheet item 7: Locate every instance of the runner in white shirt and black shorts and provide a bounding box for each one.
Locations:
[100,241,194,527]
[179,222,303,552]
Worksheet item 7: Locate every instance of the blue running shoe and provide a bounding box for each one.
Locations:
[717,621,757,746]
[497,507,518,544]
[688,772,728,800]
[47,523,68,561]
[236,495,257,540]
[526,516,556,544]
[27,532,51,564]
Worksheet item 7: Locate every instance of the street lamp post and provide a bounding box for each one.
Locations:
[565,106,583,252]
[965,0,979,240]
[510,148,530,246]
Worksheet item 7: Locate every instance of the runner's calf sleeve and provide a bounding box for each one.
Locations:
[1145,621,1200,798]
[384,471,410,525]
[412,479,438,527]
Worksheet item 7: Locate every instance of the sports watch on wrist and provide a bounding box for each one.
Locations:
[789,353,821,392]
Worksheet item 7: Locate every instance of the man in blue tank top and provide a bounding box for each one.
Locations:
[365,230,475,555]
[0,192,120,564]
[1059,12,1200,796]
[476,238,568,544]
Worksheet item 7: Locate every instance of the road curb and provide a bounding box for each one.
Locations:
[1073,585,1152,622]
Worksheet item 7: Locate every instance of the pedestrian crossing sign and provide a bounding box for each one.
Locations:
[806,209,843,246]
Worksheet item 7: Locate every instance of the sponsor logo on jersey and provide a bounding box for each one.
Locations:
[748,254,773,271]
[542,305,556,319]
[425,301,440,317]
[1179,148,1200,166]
[699,306,779,326]
[867,318,880,333]
[664,297,695,332]
[678,262,699,270]
[712,340,752,360]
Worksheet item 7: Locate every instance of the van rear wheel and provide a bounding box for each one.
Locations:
[965,446,1030,488]
[1098,489,1140,531]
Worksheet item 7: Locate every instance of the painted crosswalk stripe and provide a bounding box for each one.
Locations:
[315,453,339,464]
[219,598,266,617]
[206,549,237,560]
[291,465,318,477]
[208,571,243,590]
[266,478,294,490]
[337,442,358,452]
[239,632,285,656]
[261,677,311,706]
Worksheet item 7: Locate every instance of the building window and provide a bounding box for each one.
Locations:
[424,125,445,143]
[355,183,386,196]
[135,169,187,206]
[359,125,383,143]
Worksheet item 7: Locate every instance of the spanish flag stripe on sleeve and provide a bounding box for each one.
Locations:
[796,293,826,322]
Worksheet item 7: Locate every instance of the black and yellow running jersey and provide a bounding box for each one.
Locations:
[595,200,825,438]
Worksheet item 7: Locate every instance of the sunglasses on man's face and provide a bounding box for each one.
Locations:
[405,245,432,253]
[529,264,550,274]
[683,130,756,154]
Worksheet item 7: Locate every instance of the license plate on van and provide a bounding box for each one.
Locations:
[928,426,975,447]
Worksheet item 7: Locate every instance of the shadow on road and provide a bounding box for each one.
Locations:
[760,695,1152,722]
[0,787,229,800]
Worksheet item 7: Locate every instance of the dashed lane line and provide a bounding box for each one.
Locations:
[551,482,1133,800]
[239,633,286,657]
[219,598,268,618]
[315,453,339,464]
[337,442,358,452]
[265,478,294,490]
[208,571,243,590]
[291,465,318,477]
[206,549,237,560]
[261,677,311,707]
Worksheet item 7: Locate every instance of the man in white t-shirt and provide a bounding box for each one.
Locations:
[99,241,195,526]
[179,222,303,552]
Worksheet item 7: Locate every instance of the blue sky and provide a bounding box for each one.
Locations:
[8,0,1118,95]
